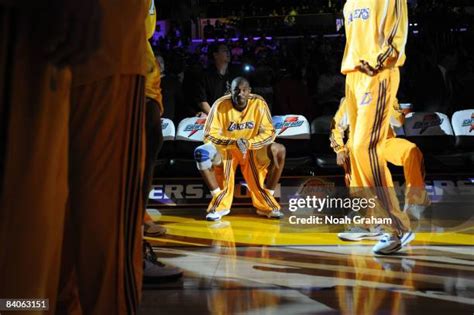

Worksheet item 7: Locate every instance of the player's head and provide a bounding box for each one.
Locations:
[210,43,230,64]
[231,77,251,110]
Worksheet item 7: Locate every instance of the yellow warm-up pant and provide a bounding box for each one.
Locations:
[345,67,410,233]
[0,10,71,314]
[384,134,428,206]
[207,146,280,213]
[0,9,145,315]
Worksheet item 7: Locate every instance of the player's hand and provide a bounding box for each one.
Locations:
[42,0,102,68]
[358,60,378,76]
[236,138,249,156]
[336,150,349,167]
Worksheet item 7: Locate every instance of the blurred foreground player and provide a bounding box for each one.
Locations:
[194,77,286,221]
[341,0,414,254]
[56,0,148,314]
[330,98,430,241]
[0,0,104,314]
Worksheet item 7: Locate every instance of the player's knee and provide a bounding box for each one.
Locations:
[407,144,423,159]
[194,144,216,171]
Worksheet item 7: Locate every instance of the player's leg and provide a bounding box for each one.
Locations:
[348,69,411,254]
[384,137,429,220]
[241,145,282,218]
[338,74,385,242]
[265,142,286,191]
[195,143,223,191]
[67,75,145,314]
[0,10,71,310]
[195,143,237,220]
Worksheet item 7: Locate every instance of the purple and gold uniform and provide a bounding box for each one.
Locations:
[341,0,410,233]
[197,94,279,213]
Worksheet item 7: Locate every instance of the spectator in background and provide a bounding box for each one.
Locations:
[192,43,238,115]
[203,19,215,39]
[214,20,225,38]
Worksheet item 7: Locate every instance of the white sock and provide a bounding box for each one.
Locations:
[267,189,275,196]
[211,187,222,197]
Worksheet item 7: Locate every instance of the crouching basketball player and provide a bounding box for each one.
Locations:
[194,77,286,221]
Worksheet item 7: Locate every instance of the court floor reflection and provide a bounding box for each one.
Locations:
[140,213,473,314]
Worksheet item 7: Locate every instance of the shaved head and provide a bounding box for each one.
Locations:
[231,76,250,89]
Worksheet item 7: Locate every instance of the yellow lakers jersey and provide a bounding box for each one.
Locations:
[145,0,163,112]
[204,94,276,150]
[341,0,408,74]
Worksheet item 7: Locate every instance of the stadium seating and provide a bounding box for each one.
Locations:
[175,116,206,154]
[403,111,474,171]
[451,109,474,150]
[404,112,455,152]
[170,116,207,176]
[272,114,315,175]
[155,118,176,174]
[154,110,473,178]
[158,118,176,158]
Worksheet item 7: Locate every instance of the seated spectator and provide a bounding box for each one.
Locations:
[189,43,241,116]
[203,19,215,39]
[215,20,225,38]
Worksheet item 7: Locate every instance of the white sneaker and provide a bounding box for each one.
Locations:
[400,231,415,247]
[256,209,284,219]
[206,209,230,221]
[372,233,402,255]
[337,226,384,241]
